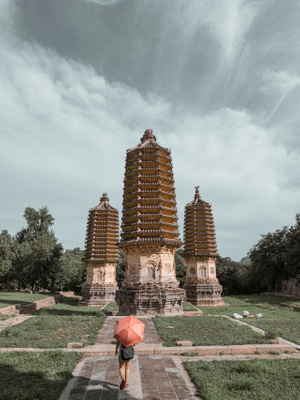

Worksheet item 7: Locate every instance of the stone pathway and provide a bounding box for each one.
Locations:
[59,317,197,400]
[59,355,197,400]
[0,315,33,332]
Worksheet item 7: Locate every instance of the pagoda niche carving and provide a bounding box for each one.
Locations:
[79,193,119,306]
[183,187,224,306]
[116,129,186,315]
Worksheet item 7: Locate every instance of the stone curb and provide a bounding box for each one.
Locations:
[180,353,300,362]
[0,315,35,332]
[1,343,296,356]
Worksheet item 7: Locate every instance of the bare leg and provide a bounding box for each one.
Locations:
[119,362,125,382]
[124,361,130,385]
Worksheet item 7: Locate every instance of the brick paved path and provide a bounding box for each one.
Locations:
[53,315,298,399]
[61,355,196,400]
[60,317,197,400]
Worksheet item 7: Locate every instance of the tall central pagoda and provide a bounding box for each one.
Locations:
[115,129,186,315]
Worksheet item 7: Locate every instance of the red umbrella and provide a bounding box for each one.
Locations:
[113,315,145,348]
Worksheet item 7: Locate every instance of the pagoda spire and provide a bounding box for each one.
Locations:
[140,129,157,143]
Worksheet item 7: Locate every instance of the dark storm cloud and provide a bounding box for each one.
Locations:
[1,0,300,260]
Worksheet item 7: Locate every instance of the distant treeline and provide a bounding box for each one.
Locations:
[1,207,299,295]
[217,214,300,294]
[0,207,85,293]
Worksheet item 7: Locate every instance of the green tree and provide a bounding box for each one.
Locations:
[248,227,289,292]
[248,214,300,292]
[0,230,15,288]
[216,256,257,295]
[284,214,300,279]
[216,256,240,295]
[116,249,126,287]
[175,248,186,287]
[14,207,63,292]
[55,248,85,292]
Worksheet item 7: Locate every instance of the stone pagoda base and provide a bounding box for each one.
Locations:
[183,283,224,306]
[115,283,186,316]
[79,283,118,306]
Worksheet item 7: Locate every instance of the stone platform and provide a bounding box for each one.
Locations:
[183,283,224,306]
[79,285,117,306]
[115,287,186,316]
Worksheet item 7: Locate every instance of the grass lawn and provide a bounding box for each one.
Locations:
[0,297,106,348]
[152,315,271,346]
[199,295,300,345]
[31,296,104,316]
[0,351,81,400]
[183,302,199,311]
[0,291,52,308]
[184,358,300,400]
[103,302,119,312]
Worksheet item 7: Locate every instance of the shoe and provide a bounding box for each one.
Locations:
[120,380,125,390]
[124,384,129,389]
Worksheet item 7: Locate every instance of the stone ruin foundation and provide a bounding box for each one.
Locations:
[79,193,119,306]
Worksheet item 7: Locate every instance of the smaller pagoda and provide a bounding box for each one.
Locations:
[79,193,119,306]
[183,187,224,306]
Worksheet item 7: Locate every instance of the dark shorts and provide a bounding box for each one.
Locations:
[119,346,134,364]
[119,354,131,364]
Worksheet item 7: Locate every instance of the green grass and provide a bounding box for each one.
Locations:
[198,295,300,344]
[0,291,52,308]
[183,302,199,311]
[0,297,107,348]
[0,351,81,400]
[0,313,106,348]
[30,296,104,316]
[184,358,300,400]
[152,316,271,346]
[103,302,119,312]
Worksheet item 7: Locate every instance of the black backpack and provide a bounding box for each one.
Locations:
[120,344,135,360]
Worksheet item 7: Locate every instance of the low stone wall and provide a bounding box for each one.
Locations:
[20,295,61,314]
[0,295,61,316]
[280,303,300,312]
[281,276,300,298]
[0,305,20,316]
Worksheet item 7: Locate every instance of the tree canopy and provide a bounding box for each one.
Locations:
[248,214,300,292]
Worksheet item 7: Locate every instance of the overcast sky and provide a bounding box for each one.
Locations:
[1,0,300,260]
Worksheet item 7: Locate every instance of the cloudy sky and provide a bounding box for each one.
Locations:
[1,0,300,260]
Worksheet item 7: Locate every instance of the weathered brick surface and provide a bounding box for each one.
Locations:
[0,295,61,316]
[63,355,196,399]
[0,305,19,316]
[230,345,256,355]
[20,295,61,313]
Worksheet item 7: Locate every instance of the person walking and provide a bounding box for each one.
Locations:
[113,315,145,391]
[115,340,134,390]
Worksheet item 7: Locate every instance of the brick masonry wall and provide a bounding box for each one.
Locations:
[282,276,300,297]
[0,295,61,315]
[0,305,19,316]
